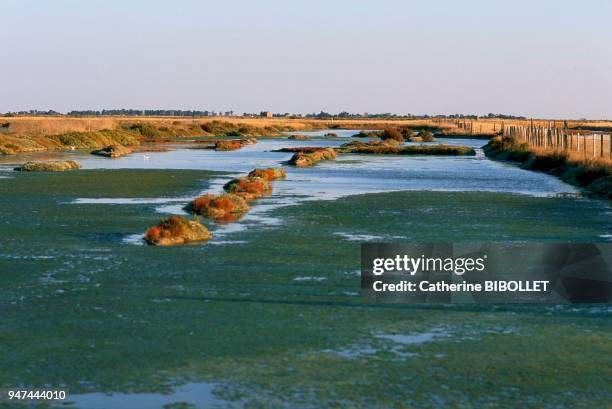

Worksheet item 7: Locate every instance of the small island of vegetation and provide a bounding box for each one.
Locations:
[247,167,287,180]
[91,144,133,158]
[14,160,81,172]
[144,216,212,246]
[288,148,338,167]
[223,176,273,201]
[338,140,475,155]
[186,193,250,221]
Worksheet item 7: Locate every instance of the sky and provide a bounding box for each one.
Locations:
[2,0,611,118]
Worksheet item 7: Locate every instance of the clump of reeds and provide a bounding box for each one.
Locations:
[380,128,404,142]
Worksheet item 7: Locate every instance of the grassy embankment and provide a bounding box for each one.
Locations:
[336,138,475,155]
[0,117,312,155]
[2,115,611,155]
[484,136,612,199]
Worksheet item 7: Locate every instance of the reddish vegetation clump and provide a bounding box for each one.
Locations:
[144,215,212,246]
[214,140,244,151]
[177,166,285,236]
[188,193,250,219]
[247,167,286,181]
[223,177,272,201]
[213,138,258,151]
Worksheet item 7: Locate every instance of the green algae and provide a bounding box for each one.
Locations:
[0,169,610,408]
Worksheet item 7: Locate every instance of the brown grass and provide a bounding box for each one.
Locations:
[530,147,612,167]
[4,116,612,136]
[2,115,611,155]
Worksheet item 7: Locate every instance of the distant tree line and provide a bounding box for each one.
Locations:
[1,109,235,117]
[0,109,527,120]
[67,109,235,117]
[2,109,63,116]
[302,112,528,120]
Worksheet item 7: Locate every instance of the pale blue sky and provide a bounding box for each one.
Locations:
[2,0,611,118]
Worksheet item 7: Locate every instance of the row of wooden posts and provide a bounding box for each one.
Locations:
[503,125,612,159]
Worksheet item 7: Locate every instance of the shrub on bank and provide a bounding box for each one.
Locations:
[51,129,140,149]
[353,130,381,138]
[418,130,435,142]
[126,123,173,139]
[201,120,283,137]
[402,128,415,140]
[380,128,404,142]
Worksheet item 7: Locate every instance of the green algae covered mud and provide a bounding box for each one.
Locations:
[1,159,612,408]
[0,135,611,408]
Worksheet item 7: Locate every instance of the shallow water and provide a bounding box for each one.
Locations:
[69,382,225,409]
[1,133,611,408]
[0,136,587,242]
